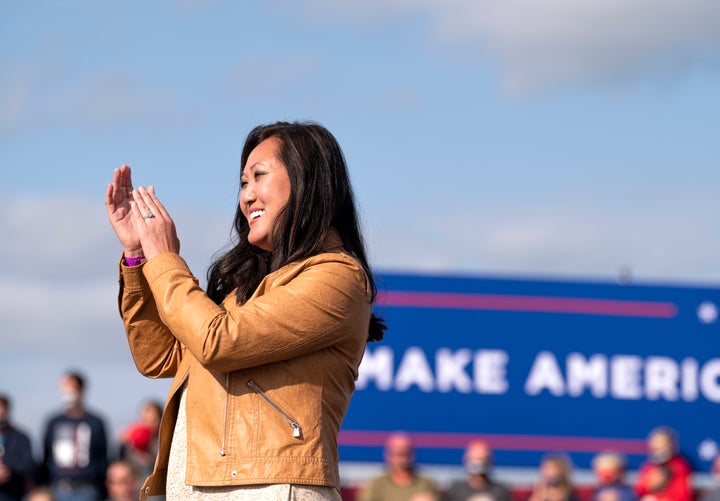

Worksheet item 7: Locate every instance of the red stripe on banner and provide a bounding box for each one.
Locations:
[338,430,647,455]
[376,291,677,318]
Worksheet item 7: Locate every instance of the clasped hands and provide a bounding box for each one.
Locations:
[105,164,180,261]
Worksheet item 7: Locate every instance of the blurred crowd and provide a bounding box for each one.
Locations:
[2,370,719,501]
[0,371,162,501]
[357,429,720,501]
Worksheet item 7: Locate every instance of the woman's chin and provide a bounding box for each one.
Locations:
[248,236,271,251]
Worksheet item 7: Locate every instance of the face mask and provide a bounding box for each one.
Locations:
[61,390,81,409]
[466,460,490,476]
[596,469,616,484]
[545,474,563,487]
[649,449,673,465]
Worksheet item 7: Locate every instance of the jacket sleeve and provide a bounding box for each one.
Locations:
[142,252,371,373]
[119,258,183,378]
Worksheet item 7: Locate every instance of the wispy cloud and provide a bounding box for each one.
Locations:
[0,58,179,136]
[304,0,720,94]
[369,203,720,284]
[222,53,325,104]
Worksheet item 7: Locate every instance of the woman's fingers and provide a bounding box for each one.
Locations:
[132,186,159,220]
[108,165,134,208]
[128,196,145,223]
[146,186,171,219]
[129,185,180,259]
[108,169,120,205]
[105,182,114,207]
[133,185,172,222]
[120,164,134,194]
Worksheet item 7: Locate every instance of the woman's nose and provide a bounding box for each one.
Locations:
[240,184,255,204]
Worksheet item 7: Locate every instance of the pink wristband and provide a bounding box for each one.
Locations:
[124,255,145,267]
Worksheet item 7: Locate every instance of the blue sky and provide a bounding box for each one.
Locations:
[2,0,720,461]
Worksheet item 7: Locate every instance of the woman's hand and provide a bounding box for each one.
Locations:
[106,165,142,256]
[130,185,180,260]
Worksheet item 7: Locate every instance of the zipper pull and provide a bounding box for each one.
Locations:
[249,379,303,439]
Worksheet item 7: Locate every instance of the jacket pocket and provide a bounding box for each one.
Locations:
[247,379,303,439]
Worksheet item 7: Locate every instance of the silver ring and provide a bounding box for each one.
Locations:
[144,210,155,219]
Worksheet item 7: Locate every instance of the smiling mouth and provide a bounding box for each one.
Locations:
[250,209,265,220]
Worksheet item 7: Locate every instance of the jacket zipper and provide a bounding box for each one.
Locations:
[247,380,303,439]
[220,373,229,456]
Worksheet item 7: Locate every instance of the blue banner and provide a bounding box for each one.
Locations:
[339,272,720,471]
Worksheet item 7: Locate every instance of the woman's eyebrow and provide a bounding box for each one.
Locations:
[241,163,256,177]
[243,161,269,175]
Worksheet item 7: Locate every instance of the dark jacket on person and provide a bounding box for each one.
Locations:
[0,423,35,501]
[40,411,108,493]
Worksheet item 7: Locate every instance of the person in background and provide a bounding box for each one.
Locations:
[40,371,108,501]
[103,461,138,501]
[359,432,438,501]
[117,400,162,481]
[591,452,637,501]
[635,427,691,501]
[700,454,720,501]
[444,440,511,501]
[527,454,580,501]
[0,394,35,501]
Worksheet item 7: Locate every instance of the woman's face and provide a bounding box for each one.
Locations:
[240,137,292,250]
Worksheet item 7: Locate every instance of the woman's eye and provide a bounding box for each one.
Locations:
[240,180,248,188]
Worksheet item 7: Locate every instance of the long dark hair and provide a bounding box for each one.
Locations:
[207,121,385,342]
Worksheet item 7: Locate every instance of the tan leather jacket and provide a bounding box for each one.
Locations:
[118,233,371,499]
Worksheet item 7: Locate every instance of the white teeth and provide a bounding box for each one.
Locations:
[250,210,265,220]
